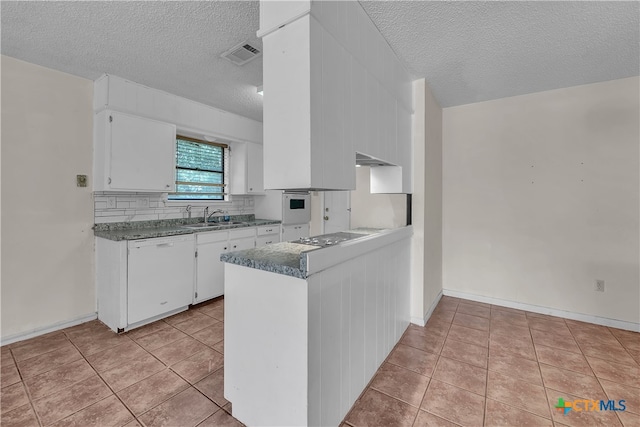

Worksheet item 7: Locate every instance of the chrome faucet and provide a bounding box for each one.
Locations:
[206,208,225,223]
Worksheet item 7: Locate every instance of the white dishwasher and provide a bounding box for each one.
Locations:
[127,234,195,325]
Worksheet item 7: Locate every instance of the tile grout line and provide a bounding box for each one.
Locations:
[436,301,491,425]
[2,300,233,427]
[65,323,202,426]
[129,328,225,421]
[533,315,557,423]
[136,385,223,427]
[118,305,227,425]
[344,323,413,426]
[410,374,432,426]
[18,332,112,426]
[490,308,556,422]
[607,326,640,359]
[428,304,486,426]
[8,347,45,427]
[63,330,140,427]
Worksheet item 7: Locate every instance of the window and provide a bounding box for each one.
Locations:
[168,136,227,201]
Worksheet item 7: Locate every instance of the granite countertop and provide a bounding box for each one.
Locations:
[221,228,385,278]
[220,242,319,279]
[94,216,281,241]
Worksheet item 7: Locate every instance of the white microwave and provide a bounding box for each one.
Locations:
[282,192,311,225]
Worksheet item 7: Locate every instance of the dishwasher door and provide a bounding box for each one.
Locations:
[127,235,194,325]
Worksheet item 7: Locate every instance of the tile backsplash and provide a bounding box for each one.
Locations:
[94,192,254,224]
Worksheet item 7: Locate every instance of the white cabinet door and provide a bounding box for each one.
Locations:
[282,223,310,242]
[247,143,264,194]
[229,142,247,195]
[95,110,176,192]
[195,239,229,303]
[195,228,255,304]
[230,142,264,195]
[127,236,194,325]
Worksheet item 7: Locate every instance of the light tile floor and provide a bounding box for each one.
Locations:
[2,296,639,426]
[0,298,237,427]
[342,296,640,427]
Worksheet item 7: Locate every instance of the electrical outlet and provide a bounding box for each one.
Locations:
[107,197,117,208]
[595,280,605,292]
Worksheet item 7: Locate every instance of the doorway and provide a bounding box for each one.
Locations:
[323,191,351,234]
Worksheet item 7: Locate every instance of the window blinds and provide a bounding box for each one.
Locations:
[169,136,227,200]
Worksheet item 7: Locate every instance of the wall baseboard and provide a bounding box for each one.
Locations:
[411,290,443,326]
[1,312,98,346]
[443,289,640,333]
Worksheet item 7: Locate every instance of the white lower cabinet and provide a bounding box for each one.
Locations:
[97,224,281,331]
[194,228,257,304]
[282,223,310,242]
[195,231,229,304]
[96,234,195,332]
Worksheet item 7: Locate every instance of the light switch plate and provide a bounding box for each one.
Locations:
[76,174,87,187]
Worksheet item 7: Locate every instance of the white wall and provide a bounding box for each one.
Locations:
[1,56,95,340]
[350,166,406,229]
[410,79,443,325]
[443,77,640,325]
[423,81,444,320]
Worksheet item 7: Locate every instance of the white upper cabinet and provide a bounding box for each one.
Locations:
[259,0,412,193]
[246,143,265,194]
[229,142,264,195]
[93,110,176,192]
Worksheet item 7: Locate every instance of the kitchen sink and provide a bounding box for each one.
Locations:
[182,221,247,229]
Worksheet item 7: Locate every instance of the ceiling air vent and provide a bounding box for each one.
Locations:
[221,41,262,66]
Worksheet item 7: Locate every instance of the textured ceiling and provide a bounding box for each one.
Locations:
[2,1,639,120]
[1,1,264,121]
[360,0,640,107]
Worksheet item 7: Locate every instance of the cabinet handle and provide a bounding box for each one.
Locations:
[157,243,174,248]
[107,177,111,184]
[224,247,227,250]
[166,184,170,188]
[249,188,253,191]
[233,245,237,249]
[266,241,272,244]
[160,301,168,305]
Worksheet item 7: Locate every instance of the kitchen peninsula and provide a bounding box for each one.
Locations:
[222,226,412,426]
